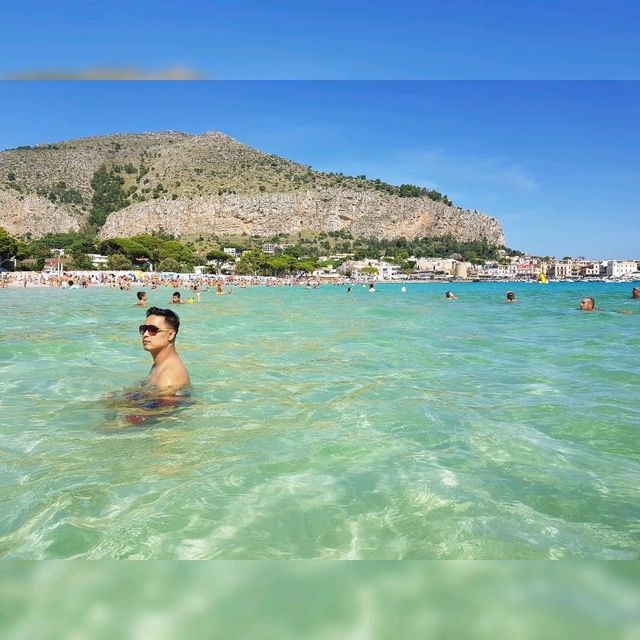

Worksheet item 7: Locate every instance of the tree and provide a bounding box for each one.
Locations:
[206,249,231,273]
[157,258,182,273]
[107,254,132,270]
[69,239,95,270]
[0,227,18,263]
[158,240,195,265]
[100,238,150,260]
[296,260,316,273]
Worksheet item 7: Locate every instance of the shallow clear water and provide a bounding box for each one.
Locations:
[1,282,638,559]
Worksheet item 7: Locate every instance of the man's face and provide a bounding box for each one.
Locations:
[141,314,175,353]
[633,289,640,299]
[580,298,594,311]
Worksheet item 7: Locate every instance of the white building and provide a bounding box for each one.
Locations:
[87,253,109,267]
[606,260,638,278]
[378,261,400,280]
[414,258,458,275]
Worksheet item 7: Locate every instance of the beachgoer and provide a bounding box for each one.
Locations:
[632,287,640,299]
[580,297,596,311]
[171,291,183,304]
[135,291,148,306]
[347,287,352,293]
[506,291,516,303]
[445,291,457,300]
[140,307,190,394]
[369,283,376,292]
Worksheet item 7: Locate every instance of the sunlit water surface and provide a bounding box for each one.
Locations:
[1,282,638,559]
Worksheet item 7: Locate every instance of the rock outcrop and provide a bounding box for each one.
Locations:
[0,191,80,237]
[0,131,506,244]
[99,189,504,244]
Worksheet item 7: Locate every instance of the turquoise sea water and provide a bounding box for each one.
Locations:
[2,562,639,639]
[1,282,638,559]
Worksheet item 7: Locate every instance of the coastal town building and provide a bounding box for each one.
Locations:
[87,253,108,268]
[606,260,638,278]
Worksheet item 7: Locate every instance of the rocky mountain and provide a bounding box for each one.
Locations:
[0,131,505,245]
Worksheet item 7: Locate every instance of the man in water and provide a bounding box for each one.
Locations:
[632,287,640,299]
[445,291,457,300]
[506,291,516,303]
[140,307,190,394]
[135,291,148,306]
[171,291,183,304]
[580,297,596,311]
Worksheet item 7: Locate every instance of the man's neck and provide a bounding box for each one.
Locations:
[152,343,177,367]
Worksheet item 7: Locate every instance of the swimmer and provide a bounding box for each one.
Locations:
[171,291,183,304]
[632,287,640,299]
[347,287,352,293]
[135,291,148,306]
[369,283,376,292]
[579,297,596,311]
[140,306,190,395]
[401,286,406,293]
[506,291,516,303]
[445,291,457,300]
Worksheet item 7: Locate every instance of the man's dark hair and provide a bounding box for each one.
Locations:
[172,291,181,298]
[146,307,180,333]
[137,291,146,300]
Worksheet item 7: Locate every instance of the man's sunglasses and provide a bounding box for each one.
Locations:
[139,324,171,336]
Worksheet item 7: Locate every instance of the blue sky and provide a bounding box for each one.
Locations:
[2,1,639,79]
[0,81,638,259]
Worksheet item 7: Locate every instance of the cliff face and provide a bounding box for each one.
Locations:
[0,191,80,237]
[98,189,505,244]
[0,131,506,244]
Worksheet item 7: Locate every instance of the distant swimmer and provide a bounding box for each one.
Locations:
[216,281,224,295]
[506,291,516,303]
[445,291,458,300]
[579,297,596,311]
[632,287,640,299]
[347,287,352,293]
[140,307,190,395]
[171,291,183,304]
[401,286,406,293]
[369,283,376,292]
[135,291,148,306]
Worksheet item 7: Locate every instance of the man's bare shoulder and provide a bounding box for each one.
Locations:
[150,355,190,394]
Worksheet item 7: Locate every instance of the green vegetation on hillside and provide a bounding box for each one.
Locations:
[89,166,130,226]
[36,181,84,205]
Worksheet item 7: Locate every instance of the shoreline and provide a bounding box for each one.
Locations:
[2,270,639,290]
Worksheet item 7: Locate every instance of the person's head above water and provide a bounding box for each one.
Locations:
[171,291,182,304]
[506,291,516,302]
[580,297,596,311]
[140,307,180,355]
[445,291,457,299]
[137,291,147,302]
[633,287,640,299]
